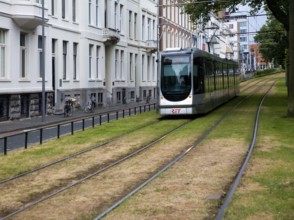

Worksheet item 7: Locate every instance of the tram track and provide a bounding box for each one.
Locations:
[0,119,192,219]
[0,75,282,220]
[215,79,278,220]
[94,78,281,220]
[0,120,161,185]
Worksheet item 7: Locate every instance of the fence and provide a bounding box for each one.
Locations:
[0,103,156,155]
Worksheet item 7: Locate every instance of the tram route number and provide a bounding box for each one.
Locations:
[171,108,181,114]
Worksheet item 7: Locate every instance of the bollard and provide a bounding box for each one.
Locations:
[57,124,60,139]
[100,115,102,125]
[82,119,85,131]
[4,137,7,155]
[40,128,43,144]
[92,117,95,127]
[25,132,28,149]
[71,121,74,135]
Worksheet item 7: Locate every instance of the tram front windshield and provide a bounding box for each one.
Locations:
[161,54,191,101]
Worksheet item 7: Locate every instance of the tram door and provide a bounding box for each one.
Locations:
[0,96,9,121]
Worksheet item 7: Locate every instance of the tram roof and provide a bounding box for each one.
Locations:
[161,47,237,64]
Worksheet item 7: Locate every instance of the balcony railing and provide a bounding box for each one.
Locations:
[11,0,48,29]
[102,28,120,45]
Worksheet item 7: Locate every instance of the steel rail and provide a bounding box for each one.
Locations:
[0,121,160,185]
[215,79,278,220]
[93,79,277,220]
[1,120,192,220]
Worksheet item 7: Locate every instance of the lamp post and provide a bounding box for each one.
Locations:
[41,0,45,122]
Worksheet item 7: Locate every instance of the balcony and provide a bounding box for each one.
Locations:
[11,1,48,30]
[146,40,157,53]
[102,28,120,45]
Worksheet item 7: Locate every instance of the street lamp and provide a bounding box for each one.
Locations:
[41,0,45,122]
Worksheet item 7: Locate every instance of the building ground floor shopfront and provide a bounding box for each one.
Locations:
[0,86,157,121]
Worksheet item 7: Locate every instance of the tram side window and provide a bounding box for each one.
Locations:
[206,59,214,93]
[193,58,204,94]
[216,63,221,90]
[223,63,228,89]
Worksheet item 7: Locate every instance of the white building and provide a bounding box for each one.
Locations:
[0,0,158,121]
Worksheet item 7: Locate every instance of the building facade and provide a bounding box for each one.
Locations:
[157,2,237,61]
[0,0,158,121]
[158,0,196,51]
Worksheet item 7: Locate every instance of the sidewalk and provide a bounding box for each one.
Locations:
[0,102,153,136]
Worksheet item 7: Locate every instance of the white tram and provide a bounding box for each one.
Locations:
[157,48,240,115]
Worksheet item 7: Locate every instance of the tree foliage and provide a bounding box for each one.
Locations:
[183,0,289,31]
[254,16,288,66]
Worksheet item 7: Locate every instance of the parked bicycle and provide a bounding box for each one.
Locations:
[84,101,94,113]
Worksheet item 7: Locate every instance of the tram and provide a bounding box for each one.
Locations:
[157,48,240,115]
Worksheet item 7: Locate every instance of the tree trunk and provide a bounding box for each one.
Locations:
[289,0,294,117]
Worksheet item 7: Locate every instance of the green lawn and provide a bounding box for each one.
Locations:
[225,78,294,220]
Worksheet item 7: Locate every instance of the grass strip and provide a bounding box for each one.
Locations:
[0,111,160,180]
[225,78,294,220]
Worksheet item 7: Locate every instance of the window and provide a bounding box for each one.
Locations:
[115,2,118,29]
[147,18,151,40]
[89,0,92,24]
[142,54,145,81]
[240,29,247,34]
[117,91,121,103]
[120,50,124,80]
[63,41,68,79]
[129,53,133,81]
[73,43,78,80]
[89,44,93,79]
[147,55,150,81]
[152,56,155,81]
[52,39,57,89]
[62,0,66,19]
[20,33,27,78]
[142,15,145,41]
[98,92,103,104]
[134,13,137,40]
[240,37,247,42]
[38,36,44,78]
[51,0,56,16]
[0,29,6,78]
[239,21,247,27]
[129,11,132,38]
[72,0,76,22]
[119,5,123,32]
[115,49,119,79]
[96,46,100,79]
[95,0,99,26]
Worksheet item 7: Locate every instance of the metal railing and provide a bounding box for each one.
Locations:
[0,103,156,155]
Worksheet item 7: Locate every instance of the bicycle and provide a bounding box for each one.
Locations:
[84,101,94,113]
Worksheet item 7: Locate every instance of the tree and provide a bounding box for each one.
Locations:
[183,0,294,117]
[254,16,287,67]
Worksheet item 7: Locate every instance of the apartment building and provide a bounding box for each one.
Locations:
[158,1,237,62]
[158,0,197,51]
[0,0,158,121]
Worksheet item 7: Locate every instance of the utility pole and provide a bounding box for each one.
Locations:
[41,0,46,122]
